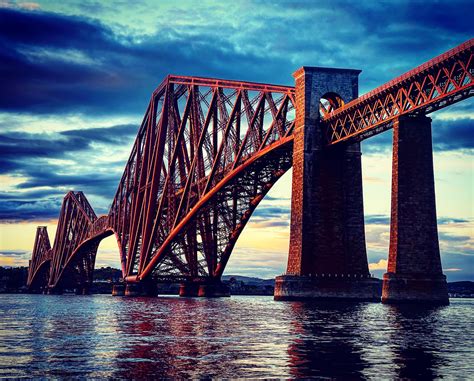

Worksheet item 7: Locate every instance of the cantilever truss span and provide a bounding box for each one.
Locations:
[27,39,473,291]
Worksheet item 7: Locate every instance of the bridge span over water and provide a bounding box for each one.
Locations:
[28,39,473,304]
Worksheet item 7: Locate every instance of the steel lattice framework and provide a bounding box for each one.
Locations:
[27,39,473,292]
[326,39,473,144]
[26,226,52,289]
[108,77,296,284]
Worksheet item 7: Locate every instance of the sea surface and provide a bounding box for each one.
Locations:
[0,294,473,379]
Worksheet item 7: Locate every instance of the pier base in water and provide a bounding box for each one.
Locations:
[198,282,230,297]
[179,281,230,297]
[112,284,125,296]
[179,283,200,297]
[382,273,449,305]
[274,275,380,301]
[124,282,158,297]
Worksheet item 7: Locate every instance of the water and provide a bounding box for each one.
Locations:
[0,295,473,379]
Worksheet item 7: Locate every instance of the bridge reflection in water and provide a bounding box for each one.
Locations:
[2,295,470,379]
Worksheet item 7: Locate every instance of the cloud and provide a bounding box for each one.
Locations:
[252,206,290,219]
[369,259,387,271]
[0,1,40,10]
[0,250,29,256]
[0,2,472,280]
[362,116,474,155]
[0,123,137,173]
[0,3,472,116]
[438,231,471,242]
[432,118,474,152]
[0,7,293,116]
[438,217,470,225]
[0,196,62,221]
[365,214,390,225]
[0,123,139,220]
[0,249,31,267]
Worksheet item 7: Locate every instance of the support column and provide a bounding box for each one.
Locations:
[275,67,379,301]
[124,280,158,297]
[180,281,230,297]
[112,284,125,296]
[179,283,199,297]
[198,281,230,297]
[382,115,448,304]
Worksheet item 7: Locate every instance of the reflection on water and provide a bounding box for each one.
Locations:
[0,295,472,378]
[387,305,448,380]
[287,302,368,379]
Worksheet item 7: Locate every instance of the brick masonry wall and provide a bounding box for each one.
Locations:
[286,67,369,276]
[387,115,443,275]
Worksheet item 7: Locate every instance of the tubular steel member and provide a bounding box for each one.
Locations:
[43,192,117,294]
[28,77,297,295]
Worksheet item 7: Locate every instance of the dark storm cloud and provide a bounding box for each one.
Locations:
[432,119,474,151]
[0,171,118,221]
[0,123,137,174]
[15,172,119,195]
[0,176,116,221]
[1,3,472,115]
[0,124,137,220]
[0,197,62,221]
[0,2,472,224]
[0,7,291,115]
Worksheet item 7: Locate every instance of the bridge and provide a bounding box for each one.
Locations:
[27,39,473,304]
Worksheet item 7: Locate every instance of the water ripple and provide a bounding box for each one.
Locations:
[0,295,472,378]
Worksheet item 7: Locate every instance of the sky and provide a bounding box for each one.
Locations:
[0,0,472,281]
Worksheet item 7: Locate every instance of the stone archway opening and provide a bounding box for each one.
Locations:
[320,92,345,118]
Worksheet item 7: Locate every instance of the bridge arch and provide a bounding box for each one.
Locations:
[27,259,51,292]
[136,136,294,282]
[50,227,118,293]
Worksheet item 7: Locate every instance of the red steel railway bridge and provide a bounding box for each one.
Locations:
[27,39,473,304]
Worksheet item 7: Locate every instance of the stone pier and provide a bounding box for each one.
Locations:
[274,66,379,301]
[382,115,449,305]
[124,281,158,297]
[179,281,230,297]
